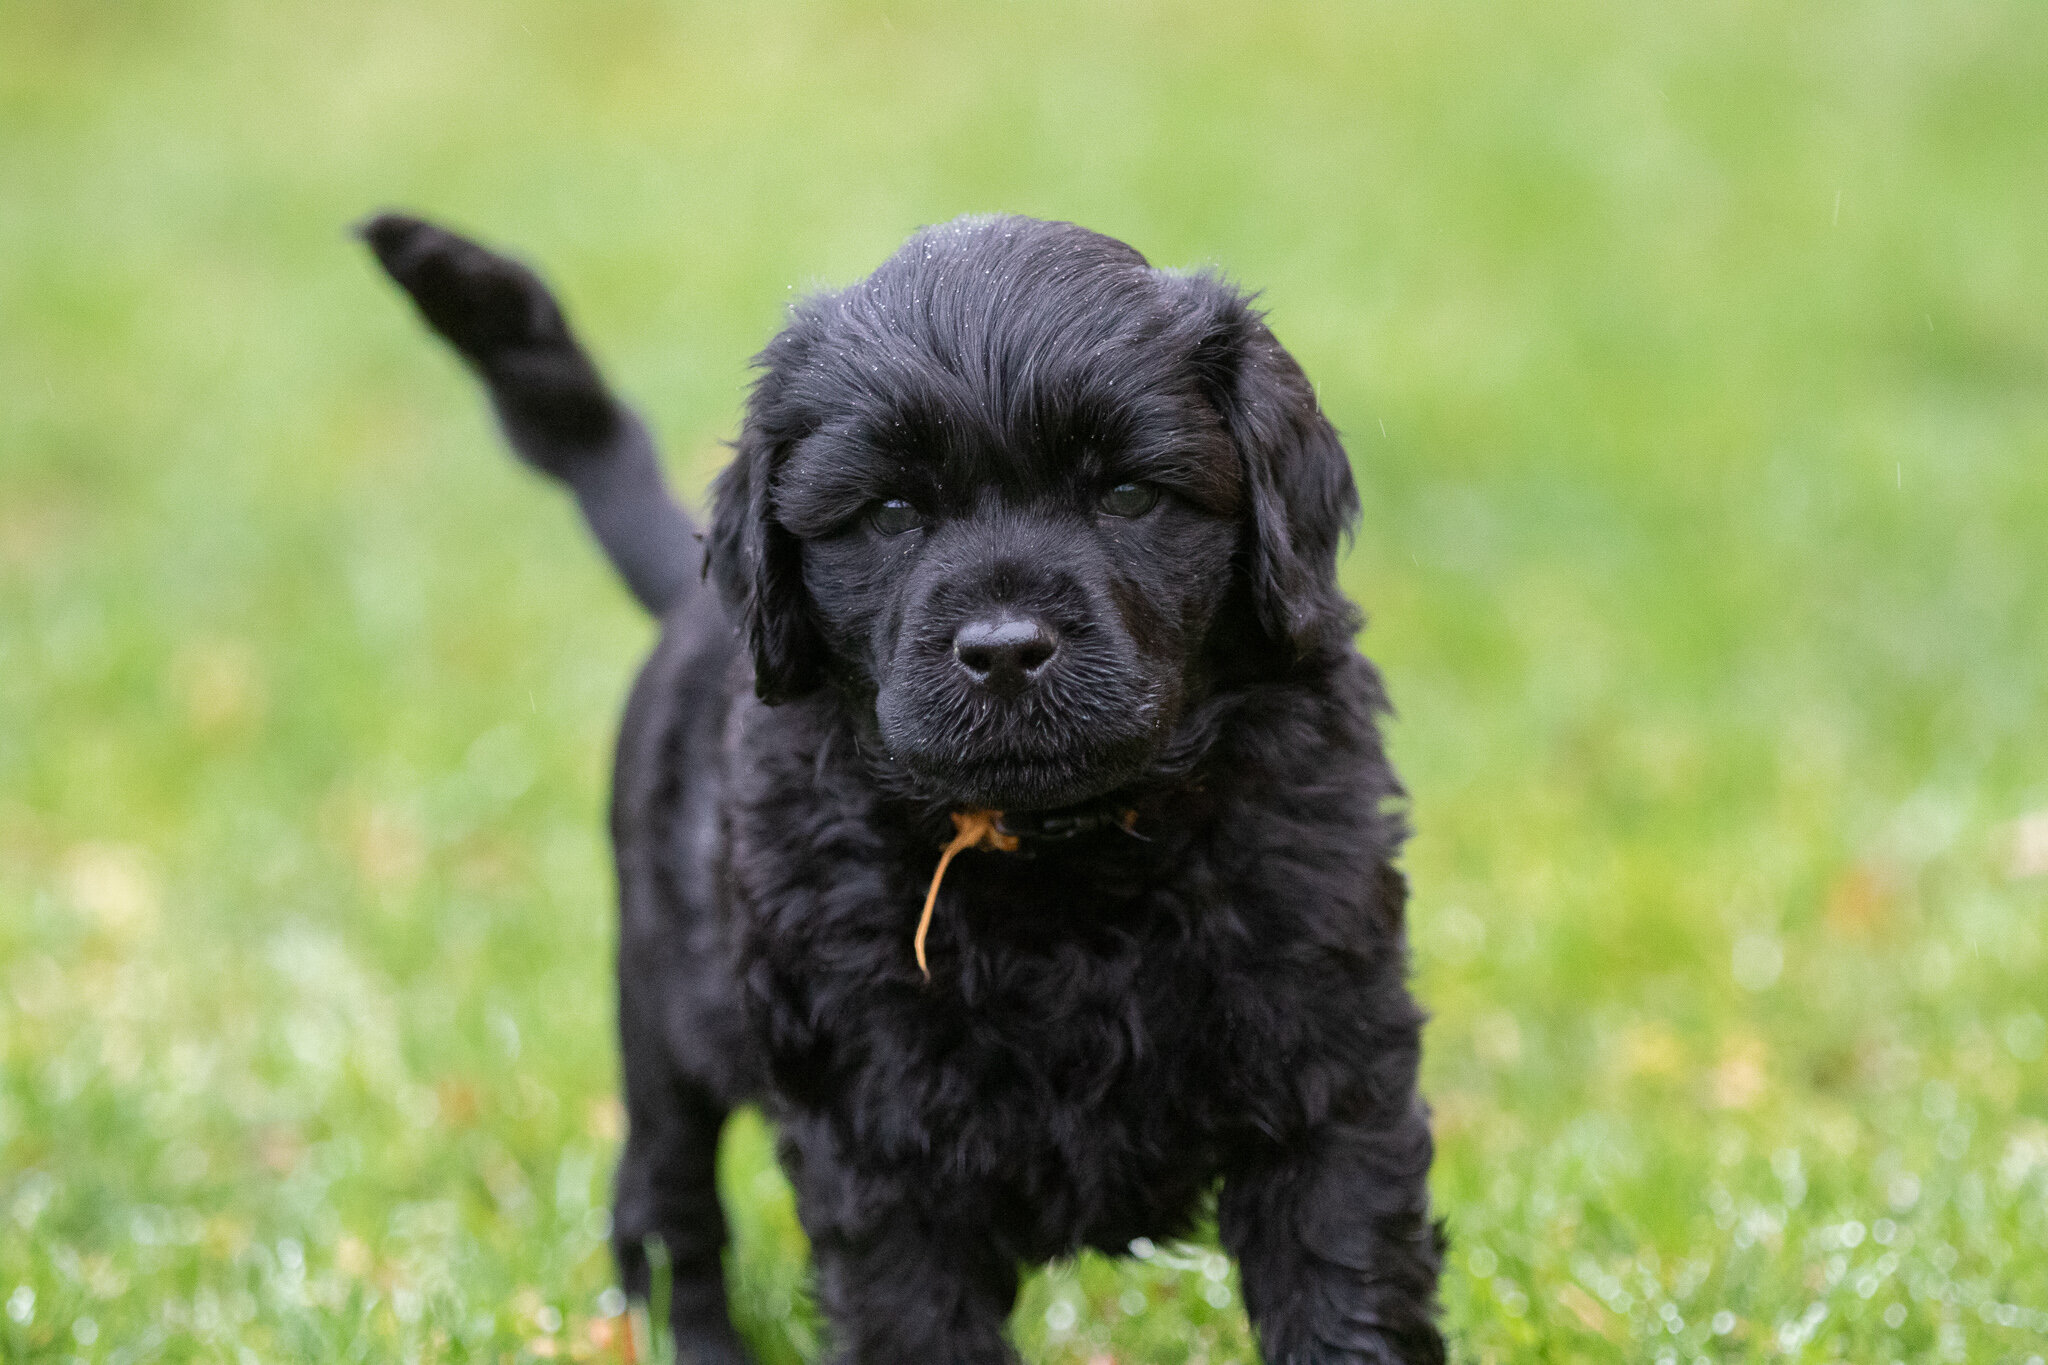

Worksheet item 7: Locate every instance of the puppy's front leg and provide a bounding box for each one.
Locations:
[807,1216,1020,1365]
[1221,1098,1445,1365]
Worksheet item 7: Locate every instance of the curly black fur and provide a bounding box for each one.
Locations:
[364,211,1444,1364]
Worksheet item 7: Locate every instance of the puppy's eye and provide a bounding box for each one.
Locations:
[1097,482,1161,518]
[868,498,926,536]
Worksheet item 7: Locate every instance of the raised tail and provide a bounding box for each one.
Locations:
[359,212,698,615]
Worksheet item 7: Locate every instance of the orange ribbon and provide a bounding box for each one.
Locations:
[914,809,1020,979]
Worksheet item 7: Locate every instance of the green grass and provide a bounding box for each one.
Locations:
[4,1,2046,1361]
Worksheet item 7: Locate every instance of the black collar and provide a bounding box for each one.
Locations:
[992,801,1141,843]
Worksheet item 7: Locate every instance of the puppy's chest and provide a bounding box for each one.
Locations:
[727,784,1311,1117]
[875,939,1253,1251]
[735,827,1319,1247]
[937,940,1241,1112]
[819,881,1267,1149]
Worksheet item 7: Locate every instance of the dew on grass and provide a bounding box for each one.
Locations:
[10,1171,57,1228]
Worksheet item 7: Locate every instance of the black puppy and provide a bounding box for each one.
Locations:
[363,213,1443,1365]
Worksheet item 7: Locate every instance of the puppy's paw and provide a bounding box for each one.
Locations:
[358,211,573,369]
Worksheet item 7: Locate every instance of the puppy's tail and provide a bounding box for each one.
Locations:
[358,211,698,616]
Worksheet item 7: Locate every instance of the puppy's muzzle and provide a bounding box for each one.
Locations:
[951,611,1059,691]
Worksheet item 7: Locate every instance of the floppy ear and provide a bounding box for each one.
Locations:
[1176,273,1362,660]
[706,418,826,705]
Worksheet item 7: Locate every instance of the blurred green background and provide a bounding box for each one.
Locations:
[3,1,2046,1361]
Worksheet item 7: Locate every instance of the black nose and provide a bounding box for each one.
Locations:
[953,613,1059,685]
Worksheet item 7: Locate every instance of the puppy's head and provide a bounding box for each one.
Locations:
[708,216,1359,811]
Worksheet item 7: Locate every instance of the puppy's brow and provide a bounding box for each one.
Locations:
[773,439,930,537]
[1101,432,1240,513]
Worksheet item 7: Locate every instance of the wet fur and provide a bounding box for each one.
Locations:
[365,212,1444,1364]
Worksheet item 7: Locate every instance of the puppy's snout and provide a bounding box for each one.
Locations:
[952,612,1059,687]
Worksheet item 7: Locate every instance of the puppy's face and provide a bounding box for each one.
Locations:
[783,370,1242,811]
[710,217,1362,812]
